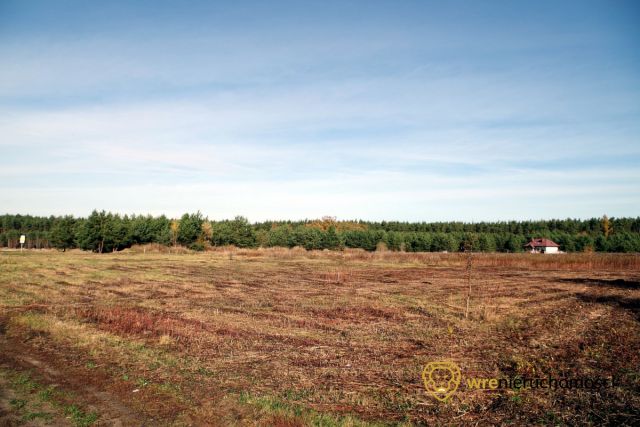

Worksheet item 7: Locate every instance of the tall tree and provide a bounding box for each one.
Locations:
[177,212,204,247]
[322,225,343,250]
[77,210,113,253]
[170,219,179,247]
[602,214,612,237]
[50,215,76,251]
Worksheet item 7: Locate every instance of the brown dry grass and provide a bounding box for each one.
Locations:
[0,248,639,426]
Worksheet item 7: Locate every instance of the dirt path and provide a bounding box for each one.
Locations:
[0,329,148,426]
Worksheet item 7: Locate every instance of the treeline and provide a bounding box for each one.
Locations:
[1,212,639,253]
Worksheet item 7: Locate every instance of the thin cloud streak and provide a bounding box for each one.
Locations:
[1,1,638,219]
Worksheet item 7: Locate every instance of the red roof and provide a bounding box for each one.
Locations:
[524,238,560,248]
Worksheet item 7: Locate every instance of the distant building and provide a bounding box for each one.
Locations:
[524,238,560,254]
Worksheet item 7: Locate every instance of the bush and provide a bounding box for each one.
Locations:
[189,242,206,252]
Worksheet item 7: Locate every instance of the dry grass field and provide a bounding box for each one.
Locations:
[0,248,639,426]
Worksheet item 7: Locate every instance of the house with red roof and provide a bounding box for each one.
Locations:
[524,238,560,254]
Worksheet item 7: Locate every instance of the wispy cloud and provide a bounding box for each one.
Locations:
[1,1,639,220]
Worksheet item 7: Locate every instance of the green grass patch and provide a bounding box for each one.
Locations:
[23,411,54,422]
[64,404,99,427]
[3,369,99,426]
[238,391,399,427]
[9,398,27,410]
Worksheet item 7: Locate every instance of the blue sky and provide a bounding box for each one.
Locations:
[1,0,639,221]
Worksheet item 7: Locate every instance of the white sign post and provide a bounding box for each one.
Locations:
[19,235,25,252]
